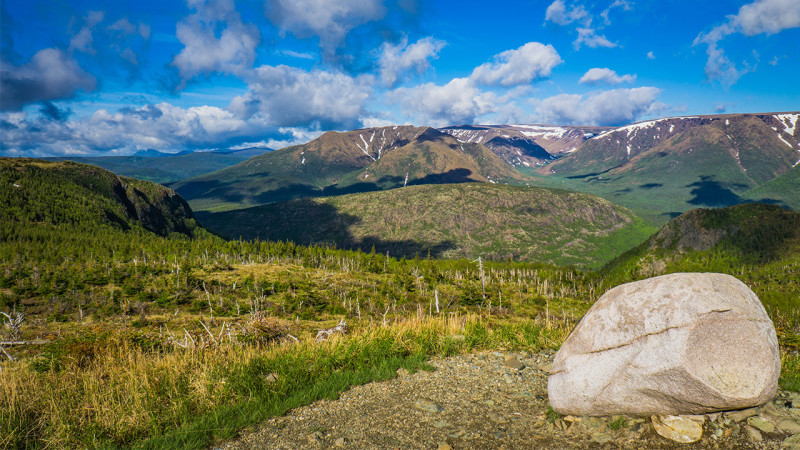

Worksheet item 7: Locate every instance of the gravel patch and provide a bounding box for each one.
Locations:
[216,350,796,449]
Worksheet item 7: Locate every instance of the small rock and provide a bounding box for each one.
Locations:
[308,431,324,444]
[748,416,775,433]
[538,363,553,373]
[264,373,279,383]
[334,437,346,447]
[414,399,444,413]
[433,421,449,429]
[778,419,800,434]
[782,433,800,449]
[438,443,452,450]
[651,415,703,443]
[591,433,613,444]
[504,356,525,370]
[725,407,761,422]
[745,425,763,442]
[584,417,606,429]
[563,415,582,423]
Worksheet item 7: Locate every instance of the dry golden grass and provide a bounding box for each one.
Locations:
[0,313,574,448]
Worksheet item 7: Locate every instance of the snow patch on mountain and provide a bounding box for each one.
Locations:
[775,113,799,137]
[513,125,570,139]
[778,134,794,149]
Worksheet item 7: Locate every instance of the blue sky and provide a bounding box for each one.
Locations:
[1,0,799,156]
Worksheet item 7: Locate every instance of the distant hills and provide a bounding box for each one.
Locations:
[47,147,271,184]
[198,183,655,267]
[604,202,800,279]
[173,126,526,212]
[1,158,198,237]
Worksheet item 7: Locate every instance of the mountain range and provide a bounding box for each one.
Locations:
[172,126,526,212]
[21,111,800,263]
[527,112,800,223]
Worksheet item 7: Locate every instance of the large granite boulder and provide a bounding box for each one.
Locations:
[548,272,779,416]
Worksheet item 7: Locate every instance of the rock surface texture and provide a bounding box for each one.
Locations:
[548,272,780,416]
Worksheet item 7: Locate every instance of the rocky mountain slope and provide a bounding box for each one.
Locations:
[173,126,526,212]
[528,112,800,223]
[542,112,800,177]
[1,158,198,236]
[198,183,654,267]
[440,124,609,168]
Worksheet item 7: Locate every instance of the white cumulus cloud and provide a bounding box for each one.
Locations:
[470,42,562,86]
[545,1,627,50]
[172,0,260,83]
[388,77,498,127]
[694,0,800,86]
[377,36,446,87]
[230,65,373,129]
[579,68,636,85]
[266,0,386,56]
[535,87,663,126]
[574,27,617,49]
[545,0,588,25]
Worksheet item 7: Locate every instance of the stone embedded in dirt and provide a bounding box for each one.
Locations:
[414,399,444,413]
[504,356,525,370]
[745,425,763,442]
[651,415,704,443]
[548,272,780,416]
[749,416,776,433]
[783,434,800,449]
[725,407,761,422]
[778,419,800,434]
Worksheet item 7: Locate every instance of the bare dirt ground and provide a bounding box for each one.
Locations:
[216,350,792,449]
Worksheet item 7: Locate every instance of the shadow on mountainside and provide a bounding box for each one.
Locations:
[182,169,480,208]
[197,199,457,259]
[686,176,745,207]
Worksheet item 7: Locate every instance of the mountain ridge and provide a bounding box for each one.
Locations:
[173,126,527,212]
